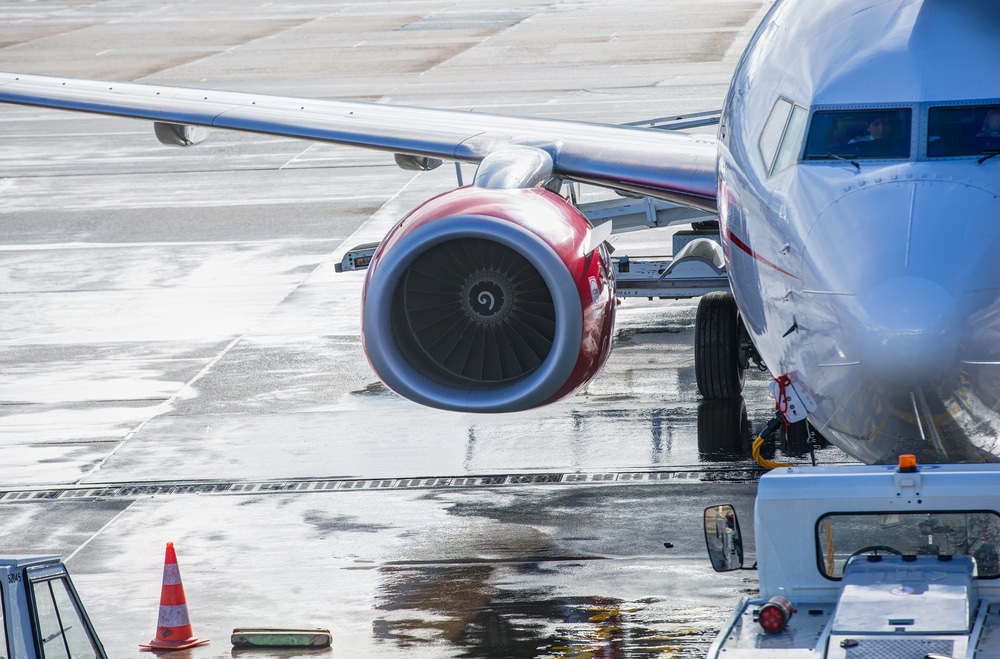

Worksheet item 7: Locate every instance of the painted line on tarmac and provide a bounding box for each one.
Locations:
[0,468,763,503]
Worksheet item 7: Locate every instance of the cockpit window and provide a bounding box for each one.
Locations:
[773,105,809,174]
[758,99,809,177]
[759,99,792,172]
[928,104,1000,157]
[804,108,912,160]
[817,511,1000,579]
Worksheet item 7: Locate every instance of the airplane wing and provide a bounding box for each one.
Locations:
[0,70,722,415]
[0,72,717,212]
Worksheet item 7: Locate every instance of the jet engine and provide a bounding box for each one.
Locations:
[362,186,615,412]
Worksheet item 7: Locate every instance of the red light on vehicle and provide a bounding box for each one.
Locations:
[897,454,918,473]
[758,596,795,633]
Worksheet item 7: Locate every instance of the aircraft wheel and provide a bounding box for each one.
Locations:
[695,291,745,399]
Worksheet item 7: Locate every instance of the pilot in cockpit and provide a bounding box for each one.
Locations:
[848,113,892,144]
[977,108,1000,140]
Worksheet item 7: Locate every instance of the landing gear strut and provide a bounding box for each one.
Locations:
[695,291,748,399]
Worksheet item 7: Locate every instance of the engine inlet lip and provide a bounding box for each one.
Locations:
[363,213,583,413]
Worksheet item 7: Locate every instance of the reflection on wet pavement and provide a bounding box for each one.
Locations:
[363,484,769,658]
[375,564,722,658]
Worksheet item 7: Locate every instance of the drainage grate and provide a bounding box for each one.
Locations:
[0,468,760,503]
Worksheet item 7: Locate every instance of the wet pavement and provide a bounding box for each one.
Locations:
[0,0,852,656]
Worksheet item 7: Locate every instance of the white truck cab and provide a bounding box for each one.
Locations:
[0,556,107,659]
[705,460,1000,658]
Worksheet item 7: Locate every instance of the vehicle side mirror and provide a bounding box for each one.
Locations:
[704,504,744,572]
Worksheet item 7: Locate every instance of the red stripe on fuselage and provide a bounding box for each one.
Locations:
[726,229,800,280]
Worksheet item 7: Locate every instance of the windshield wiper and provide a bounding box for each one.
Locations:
[825,153,861,171]
[978,149,1000,165]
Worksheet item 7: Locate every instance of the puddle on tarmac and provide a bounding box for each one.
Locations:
[373,564,725,658]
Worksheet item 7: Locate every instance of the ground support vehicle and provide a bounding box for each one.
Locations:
[705,460,1000,658]
[0,556,107,659]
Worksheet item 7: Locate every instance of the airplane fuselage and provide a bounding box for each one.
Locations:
[720,0,1000,462]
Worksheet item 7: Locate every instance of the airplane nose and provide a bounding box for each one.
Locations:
[857,277,960,386]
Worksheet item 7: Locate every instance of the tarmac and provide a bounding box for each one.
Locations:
[0,0,851,656]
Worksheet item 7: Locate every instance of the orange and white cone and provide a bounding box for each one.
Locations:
[139,542,209,651]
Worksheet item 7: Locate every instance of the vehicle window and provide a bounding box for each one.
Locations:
[817,511,1000,579]
[928,104,1000,157]
[804,108,912,160]
[759,98,792,172]
[31,578,101,659]
[772,105,809,174]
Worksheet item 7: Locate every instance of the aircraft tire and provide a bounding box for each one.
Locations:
[695,291,745,399]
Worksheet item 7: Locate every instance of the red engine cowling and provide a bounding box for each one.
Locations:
[362,186,616,413]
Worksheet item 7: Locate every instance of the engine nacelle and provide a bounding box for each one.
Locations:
[362,187,616,412]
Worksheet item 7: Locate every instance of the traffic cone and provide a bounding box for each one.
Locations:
[139,542,209,651]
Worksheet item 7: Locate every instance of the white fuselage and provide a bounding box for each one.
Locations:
[719,0,1000,463]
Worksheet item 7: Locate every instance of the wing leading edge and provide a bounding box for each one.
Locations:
[0,72,718,212]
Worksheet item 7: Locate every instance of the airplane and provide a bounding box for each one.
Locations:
[1,0,998,466]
